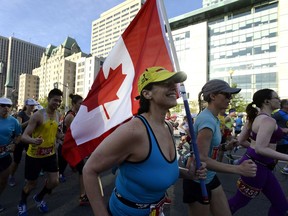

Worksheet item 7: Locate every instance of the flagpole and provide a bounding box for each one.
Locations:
[158,0,209,203]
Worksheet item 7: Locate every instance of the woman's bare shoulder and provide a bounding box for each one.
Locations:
[117,116,146,136]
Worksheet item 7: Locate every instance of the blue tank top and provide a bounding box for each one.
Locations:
[113,115,179,210]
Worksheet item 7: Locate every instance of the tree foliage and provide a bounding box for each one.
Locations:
[229,83,248,112]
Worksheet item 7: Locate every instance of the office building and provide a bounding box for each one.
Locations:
[169,0,288,101]
[0,36,9,97]
[0,36,45,100]
[91,0,145,57]
[32,37,87,110]
[18,74,39,108]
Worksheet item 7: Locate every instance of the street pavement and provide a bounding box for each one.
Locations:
[1,147,288,216]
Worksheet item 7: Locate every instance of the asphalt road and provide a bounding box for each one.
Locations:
[1,146,288,216]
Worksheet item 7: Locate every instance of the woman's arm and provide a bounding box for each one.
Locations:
[255,117,288,161]
[179,158,207,180]
[236,121,251,148]
[83,118,146,216]
[195,128,256,177]
[21,112,43,145]
[64,113,74,129]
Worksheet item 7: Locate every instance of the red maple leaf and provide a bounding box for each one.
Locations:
[83,64,127,119]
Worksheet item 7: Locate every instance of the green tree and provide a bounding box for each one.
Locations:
[37,97,48,108]
[230,83,248,112]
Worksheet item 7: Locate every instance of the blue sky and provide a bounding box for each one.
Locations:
[0,0,202,54]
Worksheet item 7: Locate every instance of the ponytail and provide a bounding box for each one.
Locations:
[246,102,258,128]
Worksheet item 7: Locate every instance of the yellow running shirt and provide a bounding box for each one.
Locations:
[26,109,59,158]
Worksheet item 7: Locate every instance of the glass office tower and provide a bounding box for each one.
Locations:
[208,2,278,100]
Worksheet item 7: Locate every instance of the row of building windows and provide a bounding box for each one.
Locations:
[209,14,277,36]
[210,44,276,60]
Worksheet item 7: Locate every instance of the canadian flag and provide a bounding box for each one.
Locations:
[62,0,175,166]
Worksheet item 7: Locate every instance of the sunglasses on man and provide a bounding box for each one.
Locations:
[0,104,12,108]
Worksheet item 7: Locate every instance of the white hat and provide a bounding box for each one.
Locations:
[25,98,38,106]
[0,97,12,105]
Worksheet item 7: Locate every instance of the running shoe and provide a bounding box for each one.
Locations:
[33,195,49,213]
[280,167,288,175]
[17,203,27,216]
[79,194,90,206]
[8,175,16,187]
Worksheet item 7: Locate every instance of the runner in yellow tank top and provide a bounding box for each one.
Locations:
[18,88,64,216]
[26,109,59,158]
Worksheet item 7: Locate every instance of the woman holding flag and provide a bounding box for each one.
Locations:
[183,79,257,216]
[83,67,207,216]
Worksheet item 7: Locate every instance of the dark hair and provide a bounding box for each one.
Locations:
[69,93,83,105]
[22,105,27,112]
[229,108,236,113]
[197,91,210,114]
[48,88,63,99]
[137,83,153,115]
[246,88,274,127]
[281,99,288,109]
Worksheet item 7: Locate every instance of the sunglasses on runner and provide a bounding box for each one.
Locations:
[0,104,12,108]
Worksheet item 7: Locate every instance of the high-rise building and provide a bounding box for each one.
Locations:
[169,0,288,102]
[91,0,145,57]
[0,36,9,97]
[18,74,39,108]
[32,37,87,111]
[0,36,45,100]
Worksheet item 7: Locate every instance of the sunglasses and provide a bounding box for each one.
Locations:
[0,104,12,108]
[218,92,232,99]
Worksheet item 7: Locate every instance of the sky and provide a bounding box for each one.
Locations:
[0,0,202,54]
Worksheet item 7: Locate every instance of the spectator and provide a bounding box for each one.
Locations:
[234,113,244,137]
